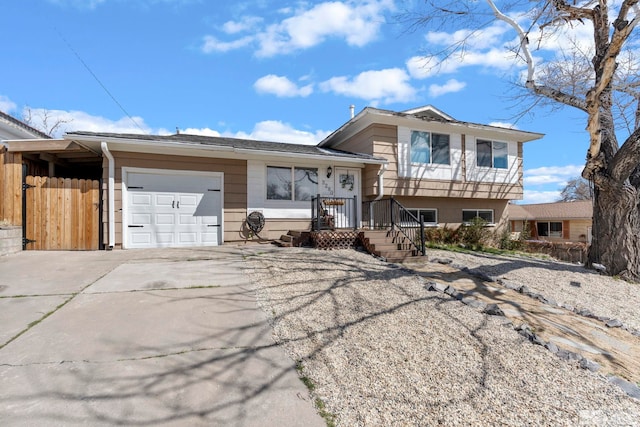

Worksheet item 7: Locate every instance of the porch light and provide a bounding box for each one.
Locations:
[326,166,333,178]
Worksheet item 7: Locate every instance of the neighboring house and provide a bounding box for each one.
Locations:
[2,105,543,250]
[508,201,593,243]
[0,110,50,141]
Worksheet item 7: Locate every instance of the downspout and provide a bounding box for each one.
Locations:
[101,142,115,249]
[374,163,388,200]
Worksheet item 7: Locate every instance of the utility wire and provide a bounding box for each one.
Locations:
[54,27,147,134]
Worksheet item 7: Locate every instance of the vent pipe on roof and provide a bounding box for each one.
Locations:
[350,104,355,119]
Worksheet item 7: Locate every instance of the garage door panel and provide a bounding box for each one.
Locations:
[129,232,152,245]
[131,213,152,226]
[126,172,222,248]
[130,193,152,207]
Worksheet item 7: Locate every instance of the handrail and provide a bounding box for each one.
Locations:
[362,198,425,256]
[311,195,358,230]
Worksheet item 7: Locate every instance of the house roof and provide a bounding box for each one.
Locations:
[63,131,388,164]
[0,111,51,140]
[319,106,544,148]
[509,200,593,220]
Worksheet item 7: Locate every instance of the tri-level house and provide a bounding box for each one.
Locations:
[1,105,543,258]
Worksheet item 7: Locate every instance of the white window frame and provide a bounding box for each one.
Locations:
[410,130,451,165]
[462,209,494,225]
[266,165,318,202]
[476,139,508,169]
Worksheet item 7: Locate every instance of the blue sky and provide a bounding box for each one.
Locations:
[1,0,592,204]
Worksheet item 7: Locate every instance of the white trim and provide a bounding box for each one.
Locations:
[101,142,115,249]
[121,167,224,249]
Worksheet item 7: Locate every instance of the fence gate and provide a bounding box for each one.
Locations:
[23,175,100,250]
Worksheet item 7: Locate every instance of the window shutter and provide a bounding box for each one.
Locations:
[563,220,570,239]
[529,221,538,239]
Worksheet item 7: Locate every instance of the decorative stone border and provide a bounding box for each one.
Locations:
[419,258,640,400]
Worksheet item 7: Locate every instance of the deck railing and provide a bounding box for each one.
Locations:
[311,195,357,230]
[362,198,426,256]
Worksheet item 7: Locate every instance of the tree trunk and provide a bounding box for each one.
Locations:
[588,181,640,282]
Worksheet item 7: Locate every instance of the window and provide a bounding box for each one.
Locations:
[411,131,450,165]
[462,209,494,224]
[537,221,563,237]
[267,166,318,201]
[477,140,508,169]
[407,209,437,225]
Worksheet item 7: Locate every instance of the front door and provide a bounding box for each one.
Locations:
[333,168,358,228]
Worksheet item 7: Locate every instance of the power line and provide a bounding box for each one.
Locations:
[54,27,147,134]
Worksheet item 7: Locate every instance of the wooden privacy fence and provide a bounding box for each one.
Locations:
[0,147,22,225]
[24,175,100,250]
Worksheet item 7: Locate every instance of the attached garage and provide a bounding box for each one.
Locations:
[122,168,223,249]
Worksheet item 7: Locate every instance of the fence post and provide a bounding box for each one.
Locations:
[420,216,426,256]
[315,195,320,231]
[353,195,358,230]
[390,197,395,227]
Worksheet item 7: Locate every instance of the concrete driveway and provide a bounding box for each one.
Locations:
[0,247,324,426]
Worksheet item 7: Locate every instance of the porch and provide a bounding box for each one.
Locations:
[276,196,427,262]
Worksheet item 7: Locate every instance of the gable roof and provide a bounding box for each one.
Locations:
[0,111,51,140]
[509,200,593,220]
[319,106,544,148]
[64,131,388,164]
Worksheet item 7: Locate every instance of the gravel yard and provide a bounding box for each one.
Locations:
[425,248,640,333]
[246,247,640,426]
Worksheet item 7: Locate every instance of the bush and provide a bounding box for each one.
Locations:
[458,217,490,250]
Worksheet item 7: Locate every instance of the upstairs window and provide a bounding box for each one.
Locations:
[411,131,450,165]
[267,166,318,201]
[477,140,508,169]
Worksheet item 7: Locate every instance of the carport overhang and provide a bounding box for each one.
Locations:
[4,138,103,178]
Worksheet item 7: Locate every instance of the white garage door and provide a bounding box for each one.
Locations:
[125,171,222,248]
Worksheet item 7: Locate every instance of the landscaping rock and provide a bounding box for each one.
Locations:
[426,282,448,293]
[497,278,521,291]
[431,258,452,265]
[483,304,505,317]
[544,342,559,354]
[605,319,623,328]
[461,296,486,310]
[608,376,640,399]
[518,285,531,295]
[444,286,457,296]
[556,350,583,362]
[579,358,601,372]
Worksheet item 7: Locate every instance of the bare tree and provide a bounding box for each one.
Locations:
[22,107,71,138]
[407,1,640,281]
[559,177,592,202]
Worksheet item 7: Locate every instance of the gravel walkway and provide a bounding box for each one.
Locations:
[246,247,640,426]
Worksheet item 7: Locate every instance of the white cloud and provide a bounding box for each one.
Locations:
[489,121,518,129]
[22,108,158,138]
[221,16,263,34]
[226,120,330,145]
[428,79,466,97]
[0,95,17,113]
[201,35,254,53]
[520,190,562,204]
[524,164,584,185]
[254,75,313,97]
[320,68,416,104]
[180,128,221,137]
[202,0,394,57]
